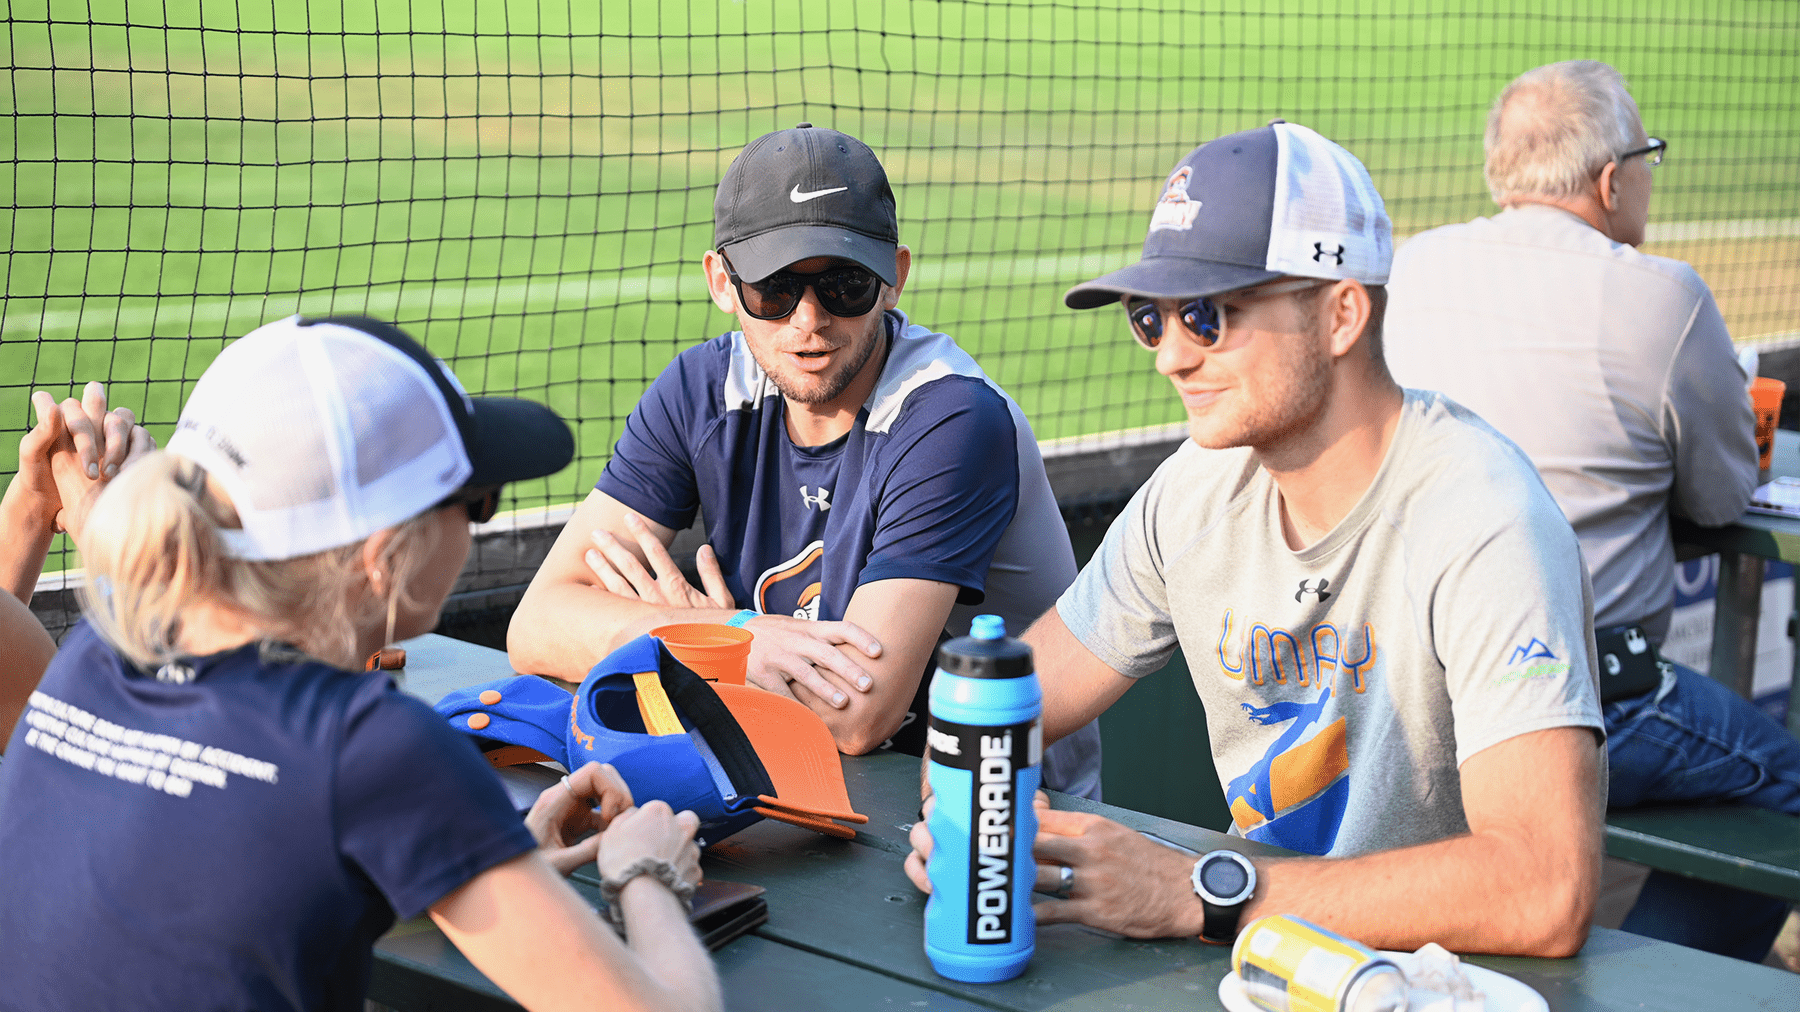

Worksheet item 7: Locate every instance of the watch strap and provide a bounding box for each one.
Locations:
[1198,893,1243,945]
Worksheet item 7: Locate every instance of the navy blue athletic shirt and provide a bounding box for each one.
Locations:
[0,621,535,1012]
[599,310,1057,755]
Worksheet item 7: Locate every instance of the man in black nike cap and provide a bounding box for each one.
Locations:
[512,124,1104,797]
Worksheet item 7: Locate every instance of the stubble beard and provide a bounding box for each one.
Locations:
[757,311,887,406]
[1187,301,1333,452]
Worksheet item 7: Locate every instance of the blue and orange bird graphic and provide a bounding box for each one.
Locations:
[1224,685,1351,855]
[755,541,824,621]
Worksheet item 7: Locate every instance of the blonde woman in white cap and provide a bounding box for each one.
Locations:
[0,316,723,1012]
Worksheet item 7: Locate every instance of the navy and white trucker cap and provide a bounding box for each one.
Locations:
[713,123,900,285]
[165,314,574,561]
[1066,120,1392,308]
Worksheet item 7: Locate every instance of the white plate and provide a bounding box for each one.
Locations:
[1218,952,1547,1012]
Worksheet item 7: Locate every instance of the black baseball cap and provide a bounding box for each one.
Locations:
[1065,121,1392,308]
[713,123,900,285]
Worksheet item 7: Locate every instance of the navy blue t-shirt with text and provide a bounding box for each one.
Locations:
[0,622,536,1012]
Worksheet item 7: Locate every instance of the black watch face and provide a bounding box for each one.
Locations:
[1200,854,1251,902]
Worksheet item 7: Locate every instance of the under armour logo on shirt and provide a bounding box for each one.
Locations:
[1295,579,1331,602]
[1312,242,1345,265]
[799,486,831,511]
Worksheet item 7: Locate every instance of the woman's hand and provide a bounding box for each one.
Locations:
[599,800,703,892]
[524,761,636,875]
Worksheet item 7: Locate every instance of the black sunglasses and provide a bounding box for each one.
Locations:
[438,484,501,524]
[720,253,884,321]
[1123,278,1330,350]
[1616,137,1666,167]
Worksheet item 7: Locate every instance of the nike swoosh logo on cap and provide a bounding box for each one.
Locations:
[790,184,848,203]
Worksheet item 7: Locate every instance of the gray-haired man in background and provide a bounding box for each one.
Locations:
[1385,60,1800,962]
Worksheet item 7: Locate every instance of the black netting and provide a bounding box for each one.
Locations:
[6,1,1798,579]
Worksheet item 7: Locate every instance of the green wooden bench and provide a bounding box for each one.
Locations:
[1605,805,1800,903]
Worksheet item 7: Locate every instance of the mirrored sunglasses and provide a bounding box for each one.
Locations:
[1124,278,1331,350]
[1126,295,1221,349]
[721,253,884,321]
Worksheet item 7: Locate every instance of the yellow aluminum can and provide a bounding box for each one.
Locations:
[1231,914,1407,1012]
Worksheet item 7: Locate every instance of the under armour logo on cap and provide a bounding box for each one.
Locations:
[1312,242,1346,265]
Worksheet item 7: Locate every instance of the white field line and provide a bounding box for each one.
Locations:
[1644,219,1800,243]
[4,218,1793,339]
[0,249,1136,338]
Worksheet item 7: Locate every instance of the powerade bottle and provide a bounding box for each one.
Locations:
[923,614,1042,982]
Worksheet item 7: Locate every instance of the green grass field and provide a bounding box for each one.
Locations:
[3,0,1797,556]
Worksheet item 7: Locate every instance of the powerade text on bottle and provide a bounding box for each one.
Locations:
[923,614,1042,983]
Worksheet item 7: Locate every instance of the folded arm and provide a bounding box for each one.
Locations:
[793,576,959,754]
[509,488,885,711]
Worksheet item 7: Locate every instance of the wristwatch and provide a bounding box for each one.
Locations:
[1191,849,1257,944]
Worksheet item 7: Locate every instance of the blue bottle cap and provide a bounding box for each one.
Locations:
[970,614,1005,640]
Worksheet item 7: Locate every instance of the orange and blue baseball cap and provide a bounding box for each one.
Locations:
[435,635,867,841]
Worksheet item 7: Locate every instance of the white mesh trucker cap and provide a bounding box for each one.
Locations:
[1065,120,1392,307]
[164,315,574,561]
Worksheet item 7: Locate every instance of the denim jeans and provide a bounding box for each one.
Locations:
[1604,661,1800,961]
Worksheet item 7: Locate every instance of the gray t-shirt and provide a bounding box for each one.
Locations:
[1059,390,1604,857]
[1385,204,1757,641]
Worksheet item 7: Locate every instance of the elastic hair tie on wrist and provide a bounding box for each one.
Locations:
[725,609,758,628]
[600,857,697,929]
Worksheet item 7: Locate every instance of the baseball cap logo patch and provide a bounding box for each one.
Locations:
[789,183,849,203]
[1149,165,1203,233]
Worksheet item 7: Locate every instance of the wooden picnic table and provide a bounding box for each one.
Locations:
[372,632,1800,1011]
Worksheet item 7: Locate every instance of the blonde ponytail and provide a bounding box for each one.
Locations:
[79,451,444,671]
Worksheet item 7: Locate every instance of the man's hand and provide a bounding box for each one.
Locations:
[906,792,1206,939]
[1030,808,1207,938]
[903,792,935,892]
[524,761,637,876]
[578,509,883,709]
[741,613,881,710]
[584,511,734,610]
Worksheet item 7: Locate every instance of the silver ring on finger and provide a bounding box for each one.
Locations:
[1054,864,1074,899]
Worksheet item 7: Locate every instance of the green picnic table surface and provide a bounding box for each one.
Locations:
[375,633,1800,1011]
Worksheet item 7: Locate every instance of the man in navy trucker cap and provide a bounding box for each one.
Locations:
[510,124,1103,797]
[907,121,1608,956]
